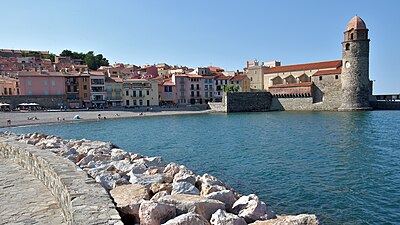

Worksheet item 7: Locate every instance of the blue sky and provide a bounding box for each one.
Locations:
[1,0,399,93]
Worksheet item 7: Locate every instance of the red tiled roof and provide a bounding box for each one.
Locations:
[215,75,231,80]
[163,81,175,86]
[312,68,342,76]
[264,60,342,74]
[89,71,105,76]
[230,75,247,81]
[269,82,314,88]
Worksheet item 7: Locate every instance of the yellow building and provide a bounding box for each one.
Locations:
[122,79,159,107]
[105,77,123,108]
[0,75,20,95]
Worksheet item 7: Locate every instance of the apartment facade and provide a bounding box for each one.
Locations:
[64,73,91,108]
[105,77,123,107]
[18,71,65,96]
[0,75,19,96]
[123,79,159,107]
[89,72,106,108]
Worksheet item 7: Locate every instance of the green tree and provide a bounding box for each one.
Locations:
[59,49,109,70]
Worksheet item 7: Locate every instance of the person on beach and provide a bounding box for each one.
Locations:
[6,119,11,126]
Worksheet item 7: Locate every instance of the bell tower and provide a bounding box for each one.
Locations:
[339,16,372,111]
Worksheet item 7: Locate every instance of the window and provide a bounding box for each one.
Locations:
[346,43,350,51]
[209,84,212,90]
[169,86,172,92]
[210,92,213,97]
[8,88,12,95]
[250,77,253,81]
[139,100,143,105]
[83,77,87,82]
[147,90,150,95]
[205,79,208,83]
[196,84,199,90]
[133,91,137,97]
[191,84,194,90]
[28,80,32,86]
[3,88,7,95]
[205,85,208,90]
[254,70,257,74]
[84,93,88,98]
[52,80,56,86]
[28,90,32,95]
[191,91,194,97]
[319,76,322,81]
[44,90,49,95]
[209,79,212,83]
[56,91,61,95]
[139,90,142,97]
[126,100,129,106]
[83,85,87,90]
[44,80,48,86]
[205,92,208,97]
[133,100,137,105]
[335,75,339,79]
[350,33,354,40]
[126,90,129,96]
[197,91,200,97]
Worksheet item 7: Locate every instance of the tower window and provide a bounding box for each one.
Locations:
[350,33,354,40]
[345,43,350,51]
[319,76,322,81]
[335,75,339,80]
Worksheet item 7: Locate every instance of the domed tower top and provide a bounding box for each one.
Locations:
[343,16,369,42]
[346,16,367,31]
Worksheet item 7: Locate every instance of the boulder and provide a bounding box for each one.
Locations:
[145,167,163,175]
[210,209,247,225]
[110,184,150,223]
[88,163,116,178]
[231,194,276,223]
[129,173,168,188]
[135,156,166,169]
[197,174,227,196]
[77,154,94,167]
[163,162,181,177]
[111,148,129,161]
[171,182,200,195]
[206,190,237,212]
[139,200,176,225]
[95,173,129,191]
[151,191,170,201]
[249,214,319,225]
[158,194,225,221]
[121,161,148,175]
[162,213,210,225]
[173,170,196,185]
[151,183,173,195]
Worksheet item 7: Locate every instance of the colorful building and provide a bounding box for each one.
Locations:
[18,71,65,96]
[64,72,91,108]
[89,71,106,108]
[0,75,20,96]
[123,79,159,107]
[105,76,123,108]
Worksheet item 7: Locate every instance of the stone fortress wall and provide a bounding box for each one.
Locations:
[0,134,123,225]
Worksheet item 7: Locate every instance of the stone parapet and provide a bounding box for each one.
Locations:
[0,134,123,225]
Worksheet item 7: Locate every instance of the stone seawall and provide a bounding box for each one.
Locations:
[226,92,272,112]
[0,133,122,225]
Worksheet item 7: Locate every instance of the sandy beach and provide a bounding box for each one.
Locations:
[0,110,211,128]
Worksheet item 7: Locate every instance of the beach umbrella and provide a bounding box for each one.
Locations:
[73,115,81,119]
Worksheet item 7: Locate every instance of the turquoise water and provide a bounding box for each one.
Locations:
[4,111,400,224]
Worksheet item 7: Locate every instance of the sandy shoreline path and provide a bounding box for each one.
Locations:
[0,110,211,128]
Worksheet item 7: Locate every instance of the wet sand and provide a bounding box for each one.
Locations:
[0,110,211,128]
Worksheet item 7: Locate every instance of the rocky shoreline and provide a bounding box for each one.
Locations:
[10,132,319,225]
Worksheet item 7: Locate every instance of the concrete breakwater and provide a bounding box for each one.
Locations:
[1,132,320,225]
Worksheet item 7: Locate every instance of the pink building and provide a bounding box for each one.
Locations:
[172,74,205,105]
[18,71,65,96]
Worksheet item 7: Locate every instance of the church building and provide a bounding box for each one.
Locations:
[262,16,372,111]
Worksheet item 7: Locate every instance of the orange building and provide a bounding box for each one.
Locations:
[0,75,20,95]
[64,73,91,108]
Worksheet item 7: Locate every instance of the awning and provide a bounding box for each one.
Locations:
[0,103,10,106]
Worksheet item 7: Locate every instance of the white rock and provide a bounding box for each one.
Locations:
[231,194,276,223]
[206,190,237,212]
[139,200,176,225]
[95,173,129,191]
[171,182,200,195]
[77,154,94,167]
[198,174,227,196]
[151,191,170,201]
[111,148,129,161]
[162,213,210,225]
[163,162,181,177]
[158,194,225,221]
[173,169,196,185]
[210,209,247,225]
[129,173,167,188]
[110,184,150,224]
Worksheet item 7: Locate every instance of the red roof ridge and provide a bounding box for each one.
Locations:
[312,68,342,76]
[265,60,342,74]
[269,82,314,88]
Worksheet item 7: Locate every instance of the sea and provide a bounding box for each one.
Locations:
[3,111,400,224]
